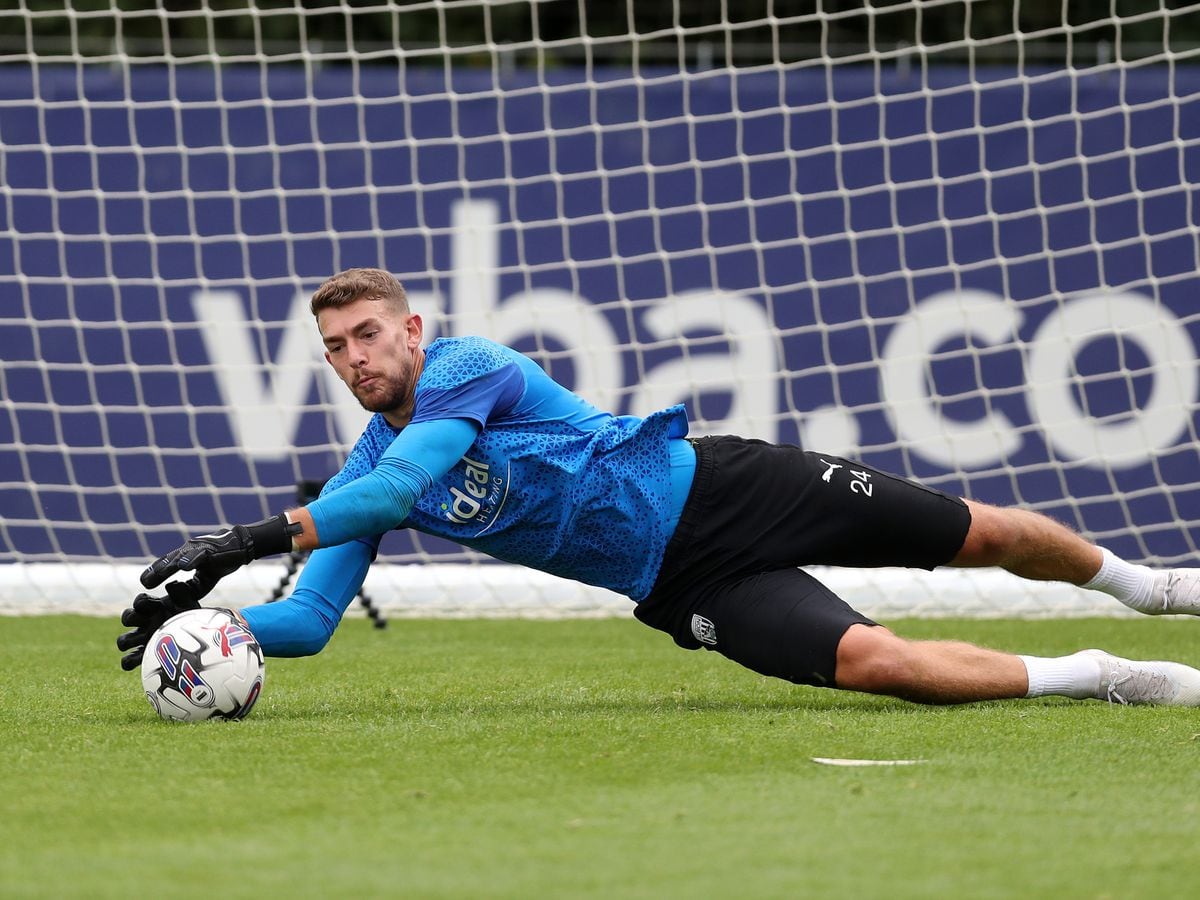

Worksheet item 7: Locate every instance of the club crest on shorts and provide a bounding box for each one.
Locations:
[691,614,718,645]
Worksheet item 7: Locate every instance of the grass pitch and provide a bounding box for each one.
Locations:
[3,615,1200,898]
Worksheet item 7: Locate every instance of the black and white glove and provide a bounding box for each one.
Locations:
[116,579,204,671]
[139,513,302,592]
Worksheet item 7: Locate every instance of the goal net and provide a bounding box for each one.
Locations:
[3,1,1199,618]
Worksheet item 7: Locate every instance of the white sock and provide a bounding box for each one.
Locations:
[1081,547,1160,613]
[1019,652,1102,700]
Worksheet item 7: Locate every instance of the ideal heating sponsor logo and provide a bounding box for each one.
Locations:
[441,455,509,535]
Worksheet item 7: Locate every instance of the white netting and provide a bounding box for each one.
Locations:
[2,1,1199,616]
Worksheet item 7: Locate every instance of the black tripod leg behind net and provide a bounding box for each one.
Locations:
[266,549,388,629]
[356,585,387,629]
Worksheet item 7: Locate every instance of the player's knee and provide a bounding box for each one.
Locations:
[834,624,920,693]
[953,501,1021,567]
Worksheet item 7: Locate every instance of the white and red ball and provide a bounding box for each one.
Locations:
[141,608,265,722]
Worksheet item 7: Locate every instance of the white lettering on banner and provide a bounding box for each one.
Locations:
[629,289,780,439]
[1027,294,1197,466]
[880,289,1198,469]
[192,290,327,459]
[449,199,781,438]
[880,290,1023,469]
[196,198,782,458]
[193,199,1195,470]
[449,200,625,413]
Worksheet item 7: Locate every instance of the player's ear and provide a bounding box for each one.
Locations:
[406,313,423,348]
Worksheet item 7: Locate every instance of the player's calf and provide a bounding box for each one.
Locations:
[834,625,1028,704]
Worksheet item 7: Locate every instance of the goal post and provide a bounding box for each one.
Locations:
[3,1,1199,618]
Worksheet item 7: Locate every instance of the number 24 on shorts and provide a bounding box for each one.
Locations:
[850,469,873,497]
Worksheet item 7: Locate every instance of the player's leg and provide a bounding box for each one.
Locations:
[663,568,876,689]
[951,500,1101,582]
[953,500,1200,616]
[835,623,1200,706]
[640,565,1017,702]
[638,565,1200,706]
[726,438,1195,618]
[674,569,1027,704]
[833,624,1027,703]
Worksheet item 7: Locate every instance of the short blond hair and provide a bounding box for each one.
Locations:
[310,268,409,317]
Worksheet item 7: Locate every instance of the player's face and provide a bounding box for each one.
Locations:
[319,298,424,426]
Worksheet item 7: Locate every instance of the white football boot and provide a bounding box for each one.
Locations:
[1147,568,1200,615]
[1082,649,1200,706]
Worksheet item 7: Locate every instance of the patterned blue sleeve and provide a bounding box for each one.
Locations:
[410,360,525,427]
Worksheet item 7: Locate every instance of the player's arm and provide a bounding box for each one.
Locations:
[119,419,478,669]
[129,348,524,667]
[238,538,377,657]
[142,343,526,596]
[300,417,480,547]
[139,418,478,588]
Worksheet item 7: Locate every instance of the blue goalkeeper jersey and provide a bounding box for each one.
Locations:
[319,336,690,600]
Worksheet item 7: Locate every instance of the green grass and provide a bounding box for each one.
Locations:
[4,616,1200,898]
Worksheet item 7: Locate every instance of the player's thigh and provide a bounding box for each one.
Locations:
[689,568,878,688]
[769,449,972,570]
[690,437,972,572]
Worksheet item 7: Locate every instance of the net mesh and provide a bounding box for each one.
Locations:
[3,1,1199,616]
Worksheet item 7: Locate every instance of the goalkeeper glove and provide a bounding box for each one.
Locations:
[116,579,204,671]
[139,513,302,592]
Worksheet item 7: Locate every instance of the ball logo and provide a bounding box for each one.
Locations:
[232,678,263,720]
[153,633,215,708]
[208,621,257,658]
[186,680,214,706]
[154,634,181,679]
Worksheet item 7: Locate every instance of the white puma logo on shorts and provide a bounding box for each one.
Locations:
[819,459,843,483]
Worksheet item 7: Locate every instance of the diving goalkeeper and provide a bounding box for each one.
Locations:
[118,268,1200,707]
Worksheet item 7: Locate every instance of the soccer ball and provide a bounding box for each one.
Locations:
[141,607,265,722]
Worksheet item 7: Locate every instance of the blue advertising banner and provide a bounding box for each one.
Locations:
[3,65,1199,564]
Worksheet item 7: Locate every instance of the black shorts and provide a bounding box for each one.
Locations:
[634,435,972,687]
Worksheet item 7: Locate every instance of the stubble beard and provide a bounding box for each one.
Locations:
[355,373,408,413]
[353,349,417,415]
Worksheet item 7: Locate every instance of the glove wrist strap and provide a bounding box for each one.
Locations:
[243,513,304,560]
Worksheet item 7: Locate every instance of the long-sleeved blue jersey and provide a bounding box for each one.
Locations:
[242,337,695,655]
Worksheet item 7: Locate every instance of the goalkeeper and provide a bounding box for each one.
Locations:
[119,268,1200,707]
